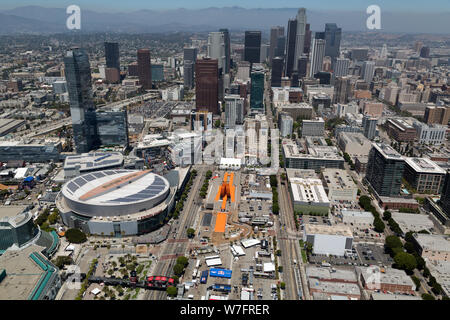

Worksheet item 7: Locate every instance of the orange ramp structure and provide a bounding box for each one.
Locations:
[215,172,236,205]
[214,212,228,233]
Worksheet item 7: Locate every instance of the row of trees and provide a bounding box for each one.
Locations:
[343,152,355,170]
[270,175,279,215]
[358,195,385,233]
[385,233,447,298]
[171,169,197,219]
[200,170,212,198]
[382,211,403,235]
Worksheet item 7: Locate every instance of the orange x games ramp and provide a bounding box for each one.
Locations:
[215,172,235,204]
[214,212,228,233]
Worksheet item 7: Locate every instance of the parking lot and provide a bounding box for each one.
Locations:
[354,243,393,267]
[181,240,278,300]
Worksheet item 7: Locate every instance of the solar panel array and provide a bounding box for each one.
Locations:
[108,175,167,203]
[65,170,128,195]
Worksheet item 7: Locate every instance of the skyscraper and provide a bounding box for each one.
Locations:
[269,26,284,65]
[304,23,312,54]
[219,29,231,74]
[244,31,262,65]
[225,95,244,128]
[297,55,308,78]
[333,76,351,104]
[440,171,450,216]
[104,42,120,71]
[362,61,375,84]
[275,36,286,57]
[184,61,195,89]
[294,8,307,71]
[334,58,350,77]
[250,69,264,112]
[184,47,198,63]
[309,38,326,77]
[195,58,219,114]
[363,115,378,140]
[137,49,152,90]
[366,143,405,197]
[324,23,342,61]
[285,19,297,78]
[64,48,97,154]
[271,57,284,87]
[208,32,226,74]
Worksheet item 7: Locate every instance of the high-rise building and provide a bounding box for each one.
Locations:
[420,46,430,58]
[362,61,375,84]
[64,48,97,154]
[184,61,195,89]
[208,32,226,74]
[294,8,307,71]
[195,58,219,114]
[225,95,244,128]
[104,42,120,71]
[219,29,231,74]
[424,106,450,125]
[244,31,262,64]
[362,115,378,140]
[309,39,326,77]
[297,55,308,79]
[365,143,405,197]
[441,171,450,216]
[291,72,299,87]
[137,49,152,90]
[151,64,164,82]
[260,44,270,63]
[250,70,264,112]
[271,57,284,87]
[334,76,351,104]
[95,109,129,147]
[278,113,294,137]
[184,47,198,63]
[236,61,251,82]
[276,36,286,58]
[285,19,297,78]
[351,49,369,62]
[269,26,285,65]
[334,58,350,77]
[324,23,342,62]
[304,23,312,54]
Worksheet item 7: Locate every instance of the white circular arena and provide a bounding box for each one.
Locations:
[61,169,170,217]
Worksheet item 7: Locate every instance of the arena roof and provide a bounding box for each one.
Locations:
[61,170,170,216]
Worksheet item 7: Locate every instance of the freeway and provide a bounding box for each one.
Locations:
[145,164,211,300]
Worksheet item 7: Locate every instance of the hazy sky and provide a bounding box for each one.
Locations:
[2,0,449,12]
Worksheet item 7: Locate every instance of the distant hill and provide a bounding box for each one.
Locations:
[0,6,449,35]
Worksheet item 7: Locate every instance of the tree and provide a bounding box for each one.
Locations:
[411,276,421,291]
[422,293,435,300]
[167,286,177,297]
[404,242,415,254]
[173,263,184,277]
[383,211,392,221]
[53,256,73,268]
[385,235,403,251]
[394,252,417,273]
[176,256,189,267]
[65,228,87,244]
[186,228,195,238]
[280,282,286,290]
[373,217,385,233]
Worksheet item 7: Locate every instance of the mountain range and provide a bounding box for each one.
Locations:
[0,6,449,35]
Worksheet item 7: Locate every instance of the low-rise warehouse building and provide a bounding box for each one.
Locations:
[340,210,374,227]
[288,176,330,215]
[391,212,435,233]
[303,224,353,256]
[357,266,416,294]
